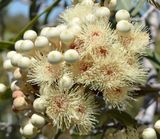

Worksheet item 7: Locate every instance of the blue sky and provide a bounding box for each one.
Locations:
[8,0,71,21]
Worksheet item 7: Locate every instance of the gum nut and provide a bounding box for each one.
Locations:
[11,53,23,66]
[46,27,60,40]
[95,7,110,18]
[47,51,63,64]
[59,75,73,89]
[35,36,49,49]
[142,128,157,139]
[3,59,14,70]
[56,24,67,33]
[18,57,31,69]
[31,114,45,127]
[23,30,37,41]
[69,17,81,26]
[10,80,20,91]
[40,27,51,36]
[23,123,37,137]
[12,90,25,98]
[21,40,34,52]
[60,29,75,45]
[0,83,7,93]
[13,97,27,110]
[15,40,23,52]
[69,25,82,34]
[116,20,131,33]
[13,68,22,79]
[64,49,79,63]
[7,51,17,59]
[115,9,130,22]
[85,14,96,23]
[108,0,117,10]
[154,120,160,134]
[33,98,46,112]
[81,0,94,6]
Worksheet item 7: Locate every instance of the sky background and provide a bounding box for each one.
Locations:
[7,0,72,21]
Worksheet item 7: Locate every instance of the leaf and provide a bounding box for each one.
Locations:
[12,0,61,42]
[0,0,12,10]
[0,41,14,50]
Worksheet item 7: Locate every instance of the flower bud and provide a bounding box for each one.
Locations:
[12,90,25,98]
[46,27,60,41]
[64,49,79,63]
[3,59,14,71]
[13,97,28,110]
[18,57,31,69]
[56,24,67,33]
[115,9,130,22]
[81,0,94,6]
[23,123,37,137]
[116,20,131,33]
[95,7,110,18]
[59,75,73,89]
[7,51,17,59]
[11,80,20,91]
[47,50,63,64]
[142,128,157,139]
[40,27,51,36]
[35,36,49,49]
[31,114,45,128]
[85,14,96,23]
[0,83,7,93]
[154,120,160,134]
[13,68,22,79]
[60,29,75,45]
[108,0,117,10]
[69,25,82,35]
[21,40,34,52]
[69,17,81,26]
[33,98,46,112]
[23,30,37,41]
[15,40,23,52]
[11,53,23,66]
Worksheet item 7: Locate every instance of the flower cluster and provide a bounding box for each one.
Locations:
[3,0,149,137]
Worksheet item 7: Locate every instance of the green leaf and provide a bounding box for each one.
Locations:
[0,41,14,50]
[13,0,61,42]
[0,0,12,10]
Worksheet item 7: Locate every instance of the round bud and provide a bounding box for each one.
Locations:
[46,27,60,40]
[69,17,81,26]
[13,97,27,110]
[47,51,63,64]
[116,20,131,33]
[60,29,75,45]
[12,90,25,98]
[10,80,20,91]
[108,0,117,10]
[0,83,7,93]
[11,53,23,66]
[35,36,49,49]
[15,40,23,52]
[81,0,94,6]
[7,51,17,59]
[85,14,96,23]
[23,123,36,137]
[23,30,37,41]
[31,114,45,128]
[142,128,157,139]
[95,7,110,18]
[59,75,73,89]
[13,68,22,79]
[69,25,82,35]
[3,59,14,71]
[21,40,34,52]
[40,27,51,36]
[115,9,130,22]
[64,49,79,63]
[18,57,31,69]
[33,98,46,112]
[56,24,67,33]
[154,120,160,134]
